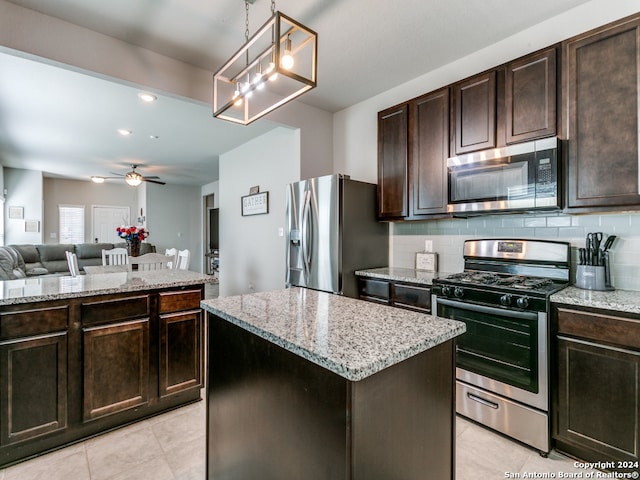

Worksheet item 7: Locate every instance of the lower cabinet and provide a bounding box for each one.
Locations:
[0,306,69,447]
[82,319,150,421]
[552,305,640,473]
[357,277,431,313]
[0,285,204,467]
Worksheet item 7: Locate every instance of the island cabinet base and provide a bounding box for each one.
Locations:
[207,314,456,480]
[0,285,205,468]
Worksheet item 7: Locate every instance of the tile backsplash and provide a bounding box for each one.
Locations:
[390,212,640,291]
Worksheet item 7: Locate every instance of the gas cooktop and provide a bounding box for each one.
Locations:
[438,271,565,295]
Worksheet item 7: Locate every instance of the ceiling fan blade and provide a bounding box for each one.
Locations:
[142,178,166,185]
[142,176,161,179]
[109,172,125,176]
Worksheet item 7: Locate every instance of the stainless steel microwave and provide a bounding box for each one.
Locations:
[447,137,559,215]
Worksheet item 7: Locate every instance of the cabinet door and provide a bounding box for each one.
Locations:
[392,284,431,313]
[409,88,450,217]
[357,277,391,305]
[555,336,640,466]
[454,71,496,154]
[506,48,557,144]
[82,319,149,421]
[0,332,67,445]
[564,15,640,209]
[159,310,203,398]
[378,104,408,218]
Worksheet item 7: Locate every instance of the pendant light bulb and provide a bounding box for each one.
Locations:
[281,35,294,70]
[232,81,243,106]
[254,64,265,90]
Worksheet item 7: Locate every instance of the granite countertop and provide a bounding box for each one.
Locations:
[201,287,466,382]
[0,270,217,305]
[355,267,449,286]
[551,286,640,315]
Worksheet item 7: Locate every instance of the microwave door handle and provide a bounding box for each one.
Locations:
[301,190,313,280]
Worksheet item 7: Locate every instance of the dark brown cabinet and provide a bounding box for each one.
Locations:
[453,70,497,155]
[358,277,431,313]
[0,306,69,446]
[506,47,557,144]
[552,305,640,472]
[563,14,640,211]
[377,104,408,219]
[158,290,203,398]
[409,88,450,217]
[82,319,150,421]
[0,285,205,468]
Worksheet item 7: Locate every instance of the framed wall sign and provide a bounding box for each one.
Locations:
[241,191,269,216]
[8,206,23,219]
[416,252,438,272]
[25,220,40,233]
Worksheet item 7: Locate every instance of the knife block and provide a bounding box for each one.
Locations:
[575,264,613,291]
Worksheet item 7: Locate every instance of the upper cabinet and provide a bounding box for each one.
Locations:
[452,47,558,156]
[505,47,557,144]
[453,71,497,155]
[377,104,409,219]
[563,14,640,211]
[409,88,450,217]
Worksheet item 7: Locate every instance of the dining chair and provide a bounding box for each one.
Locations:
[165,248,178,268]
[128,253,175,271]
[102,247,129,266]
[175,249,191,270]
[65,251,80,277]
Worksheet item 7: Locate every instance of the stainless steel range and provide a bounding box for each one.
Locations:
[432,239,570,454]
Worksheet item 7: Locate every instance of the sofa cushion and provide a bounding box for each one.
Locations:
[37,244,75,273]
[9,244,41,271]
[26,267,50,276]
[75,243,114,259]
[0,247,26,280]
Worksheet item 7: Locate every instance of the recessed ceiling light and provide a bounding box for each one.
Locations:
[149,135,159,139]
[138,92,157,102]
[91,176,105,183]
[117,129,132,136]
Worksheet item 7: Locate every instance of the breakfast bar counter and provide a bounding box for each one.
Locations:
[201,287,465,480]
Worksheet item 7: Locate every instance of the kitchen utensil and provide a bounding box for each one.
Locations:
[602,234,617,252]
[587,232,603,265]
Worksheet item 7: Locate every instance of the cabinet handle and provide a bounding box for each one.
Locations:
[467,392,499,409]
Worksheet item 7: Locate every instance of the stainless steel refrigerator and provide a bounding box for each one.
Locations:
[285,174,389,298]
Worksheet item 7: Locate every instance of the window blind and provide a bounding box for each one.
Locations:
[59,205,85,243]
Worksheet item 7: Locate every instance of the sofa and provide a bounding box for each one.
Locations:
[0,242,156,280]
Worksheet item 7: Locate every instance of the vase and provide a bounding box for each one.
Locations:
[126,238,141,257]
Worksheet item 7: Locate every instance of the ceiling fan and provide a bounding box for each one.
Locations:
[91,165,166,186]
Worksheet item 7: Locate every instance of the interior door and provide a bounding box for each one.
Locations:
[92,206,130,243]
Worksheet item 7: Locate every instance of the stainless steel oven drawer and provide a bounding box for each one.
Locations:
[456,381,549,452]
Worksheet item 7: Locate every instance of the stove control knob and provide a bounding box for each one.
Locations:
[441,286,452,297]
[454,287,464,299]
[516,296,529,309]
[500,294,512,306]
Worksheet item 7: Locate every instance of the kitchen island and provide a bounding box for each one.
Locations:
[202,287,465,480]
[0,270,216,467]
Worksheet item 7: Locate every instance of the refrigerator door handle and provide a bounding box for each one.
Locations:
[301,189,313,280]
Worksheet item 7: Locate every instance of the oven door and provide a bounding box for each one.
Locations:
[436,297,547,411]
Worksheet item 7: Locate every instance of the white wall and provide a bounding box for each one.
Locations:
[219,127,300,297]
[146,183,203,271]
[4,168,43,244]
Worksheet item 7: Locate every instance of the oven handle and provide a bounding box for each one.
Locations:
[436,297,538,321]
[467,392,499,409]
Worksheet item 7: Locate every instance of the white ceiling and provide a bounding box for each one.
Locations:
[0,0,591,186]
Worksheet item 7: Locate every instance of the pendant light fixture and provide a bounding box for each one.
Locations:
[213,0,317,125]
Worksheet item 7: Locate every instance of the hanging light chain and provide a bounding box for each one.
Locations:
[271,0,276,15]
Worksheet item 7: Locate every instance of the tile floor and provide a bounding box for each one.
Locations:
[0,399,601,480]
